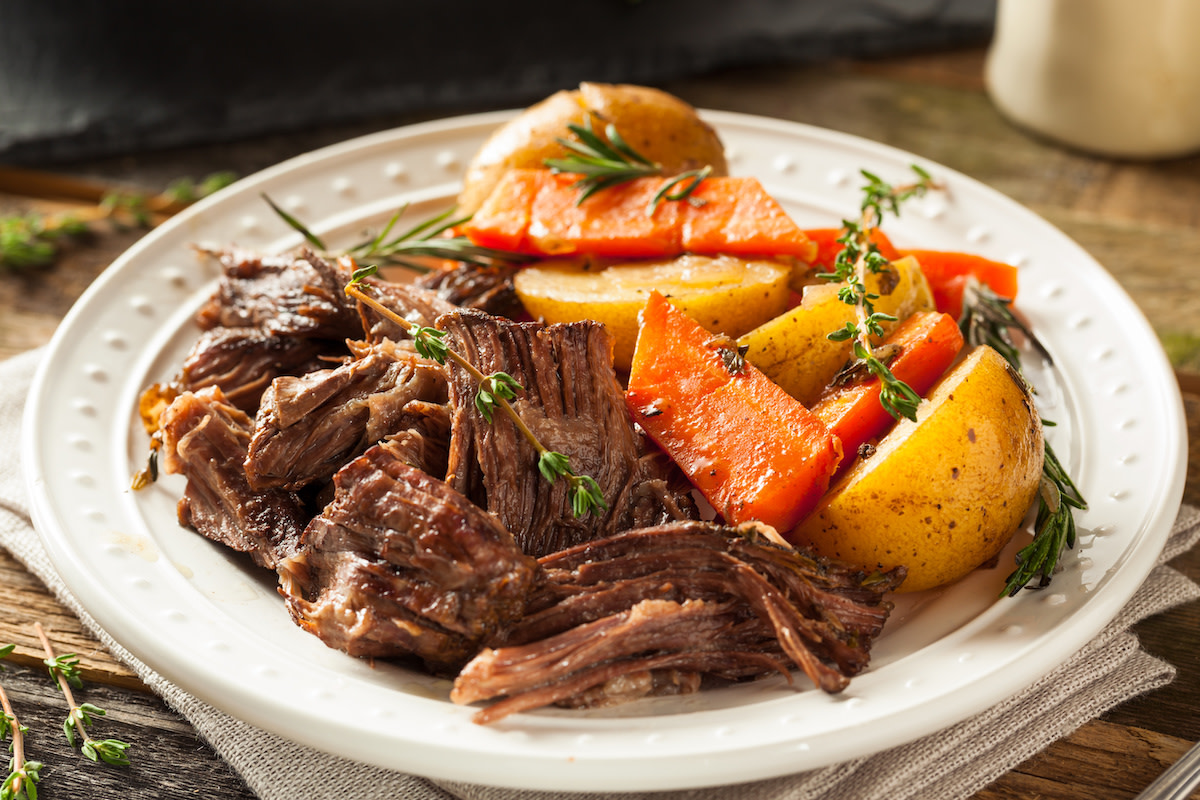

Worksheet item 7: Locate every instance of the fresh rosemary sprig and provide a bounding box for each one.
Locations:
[957,277,1090,595]
[821,165,939,421]
[0,172,235,274]
[344,263,607,517]
[545,117,710,211]
[263,196,528,272]
[1,645,42,800]
[34,624,131,768]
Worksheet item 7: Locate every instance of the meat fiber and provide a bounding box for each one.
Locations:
[414,261,524,318]
[244,339,448,491]
[277,443,540,674]
[451,520,905,723]
[173,326,335,413]
[440,310,695,557]
[195,247,362,340]
[158,387,307,569]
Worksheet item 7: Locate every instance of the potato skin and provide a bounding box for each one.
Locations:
[457,83,729,215]
[738,255,935,406]
[514,255,791,371]
[790,346,1045,593]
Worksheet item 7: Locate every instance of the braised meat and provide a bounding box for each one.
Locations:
[414,261,524,318]
[244,339,448,491]
[158,387,307,569]
[195,247,362,340]
[451,520,905,723]
[277,443,540,674]
[440,310,695,557]
[173,326,335,413]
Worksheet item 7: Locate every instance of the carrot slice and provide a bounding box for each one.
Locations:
[464,169,816,260]
[810,311,964,462]
[802,227,901,270]
[626,291,842,530]
[901,249,1019,319]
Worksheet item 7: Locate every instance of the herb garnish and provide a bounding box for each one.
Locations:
[345,263,607,517]
[544,117,711,212]
[1,645,42,800]
[34,624,131,767]
[262,196,528,273]
[958,277,1088,596]
[1,172,235,273]
[820,166,939,421]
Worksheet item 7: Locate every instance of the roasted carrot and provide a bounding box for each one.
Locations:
[810,311,963,463]
[900,249,1019,319]
[802,227,901,270]
[464,169,817,260]
[626,291,842,530]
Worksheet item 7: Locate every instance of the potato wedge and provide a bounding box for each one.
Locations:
[737,255,935,406]
[791,346,1044,593]
[513,255,791,371]
[457,82,728,215]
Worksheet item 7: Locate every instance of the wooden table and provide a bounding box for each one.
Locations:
[2,47,1198,799]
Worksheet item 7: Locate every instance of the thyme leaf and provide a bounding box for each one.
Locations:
[824,165,940,421]
[34,623,131,768]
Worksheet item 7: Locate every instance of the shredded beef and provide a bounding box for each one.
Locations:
[440,310,694,557]
[244,339,448,491]
[277,444,540,675]
[195,247,362,339]
[414,261,524,318]
[158,387,307,569]
[174,326,337,413]
[451,520,904,723]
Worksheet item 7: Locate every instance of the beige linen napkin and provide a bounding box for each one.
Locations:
[2,346,1198,800]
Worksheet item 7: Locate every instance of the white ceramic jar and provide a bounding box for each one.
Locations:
[985,0,1200,159]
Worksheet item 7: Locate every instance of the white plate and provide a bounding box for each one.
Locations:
[22,110,1187,791]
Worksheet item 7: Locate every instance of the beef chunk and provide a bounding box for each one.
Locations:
[158,387,307,569]
[414,261,523,318]
[195,247,362,340]
[451,520,904,723]
[244,339,448,492]
[441,310,694,557]
[174,326,337,413]
[277,444,540,674]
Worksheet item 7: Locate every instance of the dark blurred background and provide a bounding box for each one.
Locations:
[0,0,996,165]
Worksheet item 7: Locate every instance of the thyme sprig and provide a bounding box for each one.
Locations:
[1,645,42,800]
[34,624,131,767]
[821,166,939,421]
[344,262,607,517]
[1,172,235,274]
[545,117,710,211]
[957,278,1090,595]
[262,196,528,272]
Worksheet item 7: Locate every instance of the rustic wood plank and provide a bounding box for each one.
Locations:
[977,721,1195,800]
[0,660,255,799]
[0,547,142,690]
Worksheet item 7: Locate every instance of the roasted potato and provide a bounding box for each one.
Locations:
[738,255,935,406]
[513,255,791,371]
[457,82,729,215]
[791,345,1045,592]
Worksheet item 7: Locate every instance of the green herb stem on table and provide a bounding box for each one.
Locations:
[0,172,236,274]
[1,644,43,800]
[33,624,131,768]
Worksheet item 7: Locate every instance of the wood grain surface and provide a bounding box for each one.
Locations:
[2,46,1198,800]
